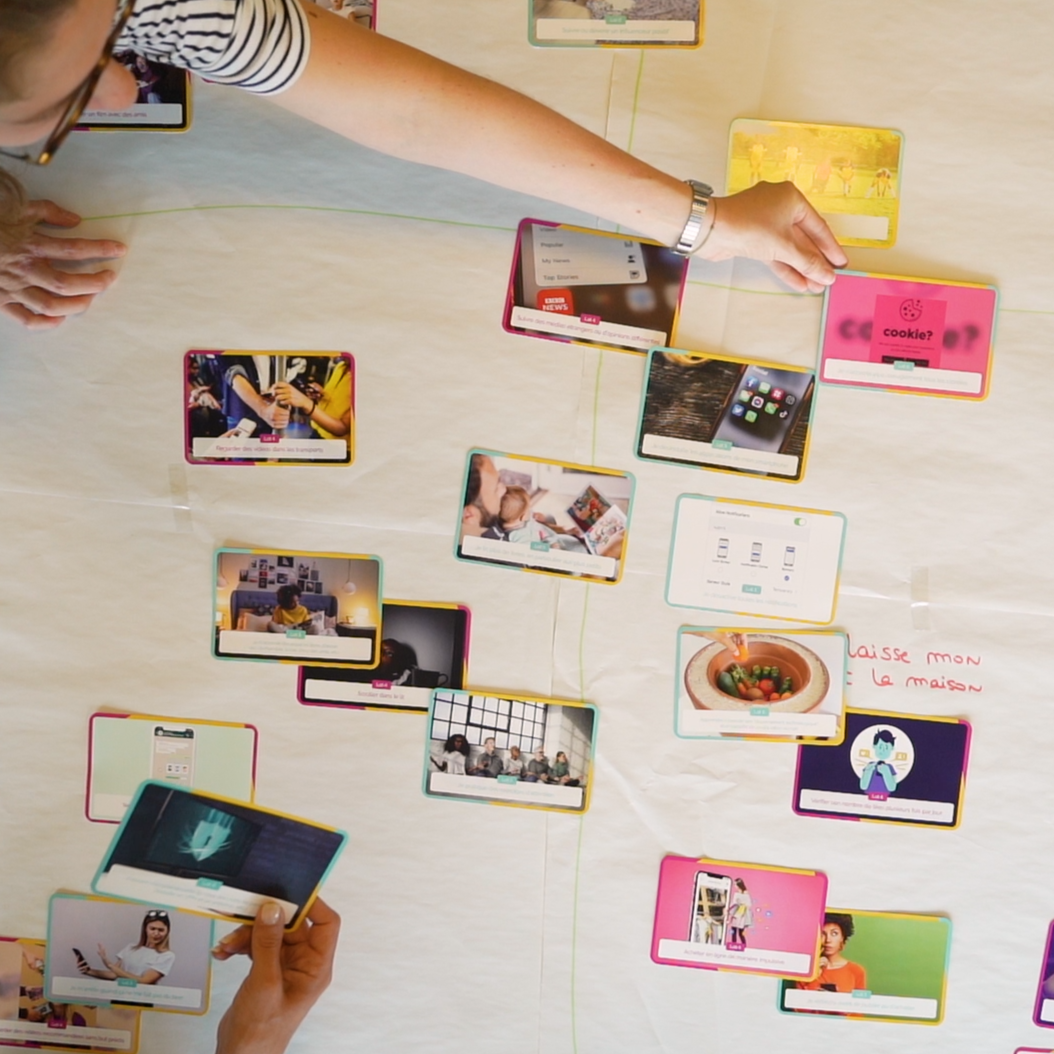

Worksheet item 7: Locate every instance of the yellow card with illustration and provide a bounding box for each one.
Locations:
[727,119,904,249]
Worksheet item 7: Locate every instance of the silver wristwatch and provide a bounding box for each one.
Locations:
[673,179,714,256]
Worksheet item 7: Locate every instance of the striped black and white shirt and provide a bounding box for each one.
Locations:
[115,0,310,95]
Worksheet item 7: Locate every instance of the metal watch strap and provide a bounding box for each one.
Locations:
[673,179,714,256]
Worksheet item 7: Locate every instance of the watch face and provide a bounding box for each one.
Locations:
[689,180,715,197]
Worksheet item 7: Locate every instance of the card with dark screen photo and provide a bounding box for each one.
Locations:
[78,56,190,132]
[793,709,970,828]
[299,601,470,712]
[637,348,816,482]
[91,783,347,928]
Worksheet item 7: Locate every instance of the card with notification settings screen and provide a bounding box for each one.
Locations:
[793,708,970,828]
[778,910,951,1023]
[651,855,827,979]
[727,118,903,248]
[529,0,702,48]
[91,782,347,929]
[819,270,997,398]
[666,495,846,624]
[87,712,258,824]
[44,894,212,1016]
[504,220,688,354]
[0,935,140,1051]
[637,348,816,481]
[299,600,470,713]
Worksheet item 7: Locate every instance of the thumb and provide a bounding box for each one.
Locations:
[249,901,286,986]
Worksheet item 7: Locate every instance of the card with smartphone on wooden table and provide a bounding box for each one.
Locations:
[637,348,817,482]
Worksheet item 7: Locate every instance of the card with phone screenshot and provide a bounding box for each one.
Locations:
[503,220,688,354]
[185,351,354,465]
[213,548,382,667]
[456,451,633,584]
[315,0,375,26]
[651,855,827,979]
[793,709,971,828]
[45,895,212,1016]
[0,935,141,1051]
[529,0,702,48]
[727,118,903,248]
[1034,924,1054,1028]
[92,783,347,928]
[637,348,816,481]
[666,495,846,624]
[423,690,596,814]
[819,271,998,399]
[779,910,951,1023]
[87,713,258,824]
[676,627,847,742]
[77,58,190,133]
[299,601,470,713]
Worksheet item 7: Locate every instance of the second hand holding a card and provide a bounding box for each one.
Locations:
[212,898,341,1054]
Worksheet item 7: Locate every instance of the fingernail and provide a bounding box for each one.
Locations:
[260,902,282,925]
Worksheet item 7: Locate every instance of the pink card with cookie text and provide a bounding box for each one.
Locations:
[819,270,997,399]
[651,855,827,979]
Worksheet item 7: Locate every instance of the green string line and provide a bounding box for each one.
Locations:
[625,50,646,156]
[79,204,1054,315]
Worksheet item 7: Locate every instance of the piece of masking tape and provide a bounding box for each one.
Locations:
[910,565,930,630]
[168,464,192,532]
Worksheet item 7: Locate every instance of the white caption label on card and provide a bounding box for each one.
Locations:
[783,987,938,1019]
[81,103,184,125]
[656,939,811,975]
[641,434,799,475]
[429,771,584,808]
[303,679,430,709]
[218,630,372,661]
[534,19,696,42]
[0,1020,132,1049]
[798,789,954,823]
[192,437,348,460]
[821,359,982,394]
[510,306,665,350]
[51,975,202,1010]
[680,711,839,738]
[461,534,616,578]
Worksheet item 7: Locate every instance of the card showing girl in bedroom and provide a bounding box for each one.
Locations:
[213,549,383,667]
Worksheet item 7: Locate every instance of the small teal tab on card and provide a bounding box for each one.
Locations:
[117,978,138,988]
[893,360,915,371]
[605,12,627,21]
[285,628,307,638]
[530,541,551,552]
[851,989,873,999]
[749,706,770,716]
[197,877,224,889]
[712,439,733,451]
[742,584,762,595]
[496,775,518,784]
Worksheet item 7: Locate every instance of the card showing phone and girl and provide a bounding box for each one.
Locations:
[778,910,951,1024]
[651,856,827,978]
[91,783,346,929]
[637,349,817,481]
[820,271,998,399]
[676,627,847,742]
[666,495,846,624]
[87,714,258,824]
[423,690,596,814]
[503,221,688,354]
[457,451,633,584]
[529,0,702,48]
[213,548,382,666]
[185,351,355,465]
[299,600,470,713]
[43,895,213,1018]
[0,933,141,1050]
[793,709,971,829]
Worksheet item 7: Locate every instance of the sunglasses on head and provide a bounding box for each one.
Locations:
[145,910,170,921]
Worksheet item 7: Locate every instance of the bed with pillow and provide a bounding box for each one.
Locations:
[230,589,339,634]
